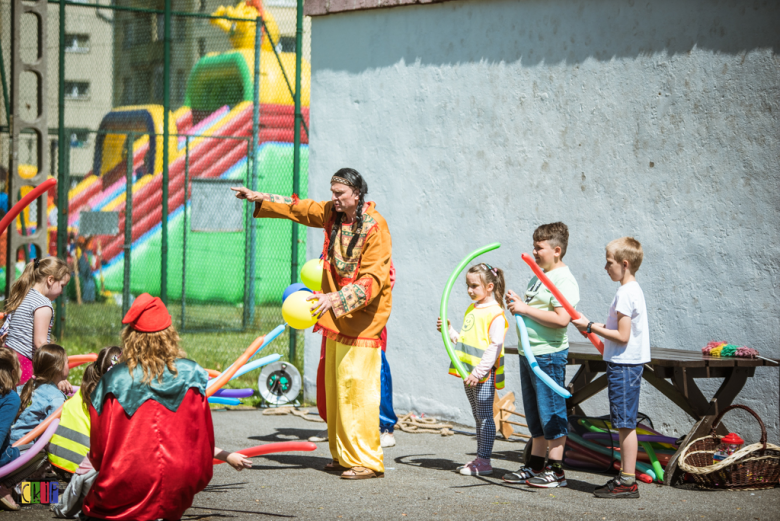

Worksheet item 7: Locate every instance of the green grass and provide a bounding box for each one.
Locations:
[57,301,304,403]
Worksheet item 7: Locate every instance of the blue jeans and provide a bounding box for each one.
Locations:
[519,350,568,440]
[379,350,397,433]
[607,362,643,429]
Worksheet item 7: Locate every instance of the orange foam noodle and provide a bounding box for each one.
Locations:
[205,334,266,397]
[68,353,98,369]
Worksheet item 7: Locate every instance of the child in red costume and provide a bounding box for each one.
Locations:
[82,293,215,521]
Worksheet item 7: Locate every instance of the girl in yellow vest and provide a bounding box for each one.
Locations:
[49,345,122,478]
[437,263,508,476]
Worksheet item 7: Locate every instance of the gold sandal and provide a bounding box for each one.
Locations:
[324,460,349,473]
[340,466,384,480]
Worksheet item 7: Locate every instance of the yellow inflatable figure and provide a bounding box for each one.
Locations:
[209,0,309,106]
[210,1,280,52]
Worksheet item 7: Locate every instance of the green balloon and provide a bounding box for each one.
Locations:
[439,243,501,379]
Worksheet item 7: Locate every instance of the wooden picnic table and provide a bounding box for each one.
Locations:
[503,342,780,485]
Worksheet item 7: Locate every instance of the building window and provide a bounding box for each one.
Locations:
[64,81,90,100]
[122,16,136,49]
[176,69,186,105]
[174,17,186,42]
[153,64,164,103]
[198,38,207,57]
[65,34,90,53]
[279,36,296,53]
[69,129,90,149]
[154,14,164,43]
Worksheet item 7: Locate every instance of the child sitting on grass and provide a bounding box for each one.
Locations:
[573,237,649,499]
[10,344,70,445]
[49,345,123,479]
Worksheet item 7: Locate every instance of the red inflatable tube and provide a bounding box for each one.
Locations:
[213,441,316,465]
[0,178,57,234]
[68,353,98,369]
[521,253,604,354]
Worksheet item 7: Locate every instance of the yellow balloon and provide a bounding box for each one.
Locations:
[300,259,324,292]
[282,291,318,330]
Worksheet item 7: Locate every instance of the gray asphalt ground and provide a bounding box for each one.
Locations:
[18,409,779,520]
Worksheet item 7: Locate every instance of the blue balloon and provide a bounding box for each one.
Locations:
[282,282,312,303]
[515,314,572,398]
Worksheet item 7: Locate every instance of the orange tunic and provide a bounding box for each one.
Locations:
[255,197,392,347]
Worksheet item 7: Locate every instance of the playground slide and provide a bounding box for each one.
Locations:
[71,106,232,226]
[67,107,192,221]
[100,103,253,261]
[99,141,309,304]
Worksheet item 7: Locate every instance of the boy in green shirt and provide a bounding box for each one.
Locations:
[503,222,579,488]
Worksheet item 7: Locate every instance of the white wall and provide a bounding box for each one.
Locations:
[303,0,780,441]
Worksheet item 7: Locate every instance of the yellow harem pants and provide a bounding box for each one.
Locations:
[324,338,383,473]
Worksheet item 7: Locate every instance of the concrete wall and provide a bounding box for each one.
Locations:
[302,0,780,441]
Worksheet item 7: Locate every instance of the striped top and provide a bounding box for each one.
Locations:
[5,289,53,359]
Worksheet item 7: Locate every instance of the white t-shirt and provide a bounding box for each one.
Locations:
[602,281,650,364]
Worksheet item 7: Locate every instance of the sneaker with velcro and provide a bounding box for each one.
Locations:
[502,466,541,484]
[526,467,568,488]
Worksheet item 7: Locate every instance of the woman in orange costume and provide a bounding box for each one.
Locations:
[232,168,392,480]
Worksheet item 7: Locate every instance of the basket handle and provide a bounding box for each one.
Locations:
[709,404,767,452]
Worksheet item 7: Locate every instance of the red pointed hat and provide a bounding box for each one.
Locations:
[122,293,172,333]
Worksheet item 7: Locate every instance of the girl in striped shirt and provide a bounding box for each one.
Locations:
[3,257,70,386]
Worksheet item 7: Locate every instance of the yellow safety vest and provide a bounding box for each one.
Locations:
[448,303,508,389]
[48,390,91,473]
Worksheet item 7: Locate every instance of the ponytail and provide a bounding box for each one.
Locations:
[15,343,67,420]
[5,257,70,315]
[81,345,122,408]
[467,263,506,309]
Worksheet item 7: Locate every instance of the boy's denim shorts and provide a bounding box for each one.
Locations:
[607,362,644,429]
[519,350,568,440]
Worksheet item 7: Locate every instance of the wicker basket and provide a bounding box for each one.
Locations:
[678,404,780,490]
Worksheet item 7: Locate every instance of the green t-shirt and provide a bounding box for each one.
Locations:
[518,265,580,356]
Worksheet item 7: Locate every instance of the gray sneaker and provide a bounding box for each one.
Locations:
[308,429,328,442]
[526,467,568,488]
[502,465,540,483]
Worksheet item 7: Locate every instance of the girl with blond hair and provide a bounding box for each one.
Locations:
[3,257,70,385]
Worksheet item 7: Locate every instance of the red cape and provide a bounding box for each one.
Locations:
[83,388,214,520]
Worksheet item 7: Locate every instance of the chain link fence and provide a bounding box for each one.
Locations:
[0,0,311,395]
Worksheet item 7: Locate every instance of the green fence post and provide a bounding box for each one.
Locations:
[181,136,188,331]
[246,15,261,328]
[122,132,134,317]
[54,0,66,339]
[161,0,171,305]
[289,0,305,362]
[0,41,10,123]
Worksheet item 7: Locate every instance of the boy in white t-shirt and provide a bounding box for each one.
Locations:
[572,237,649,499]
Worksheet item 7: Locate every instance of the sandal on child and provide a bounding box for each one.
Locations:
[340,466,384,480]
[0,495,19,511]
[323,460,349,473]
